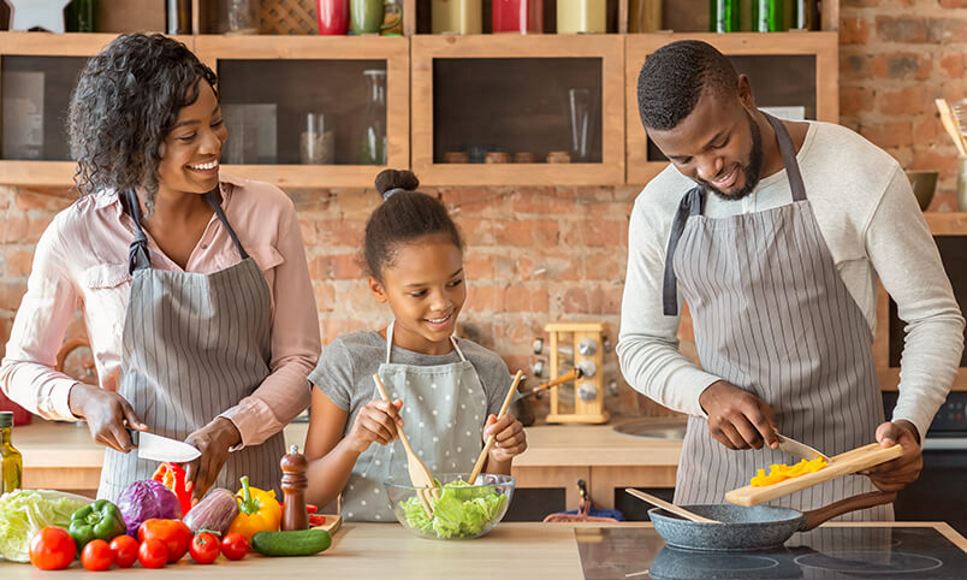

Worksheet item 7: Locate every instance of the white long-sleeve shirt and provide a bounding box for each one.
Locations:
[617,120,965,440]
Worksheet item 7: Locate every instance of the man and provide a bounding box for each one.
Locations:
[617,40,964,517]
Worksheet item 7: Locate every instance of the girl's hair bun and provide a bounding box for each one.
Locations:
[374,169,420,200]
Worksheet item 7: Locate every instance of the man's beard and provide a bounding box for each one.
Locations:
[700,111,764,201]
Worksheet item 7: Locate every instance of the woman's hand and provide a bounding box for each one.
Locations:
[347,399,403,454]
[184,417,242,501]
[68,379,148,453]
[484,414,527,463]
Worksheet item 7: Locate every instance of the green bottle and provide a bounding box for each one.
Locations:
[710,0,740,32]
[0,412,22,494]
[66,0,96,32]
[752,0,784,31]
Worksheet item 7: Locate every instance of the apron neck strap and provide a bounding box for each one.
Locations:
[384,320,466,364]
[763,113,807,202]
[123,185,250,274]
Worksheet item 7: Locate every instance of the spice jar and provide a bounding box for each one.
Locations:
[432,0,482,34]
[556,0,606,34]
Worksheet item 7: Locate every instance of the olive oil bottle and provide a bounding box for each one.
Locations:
[0,412,22,494]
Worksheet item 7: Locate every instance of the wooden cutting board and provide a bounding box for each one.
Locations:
[725,443,903,507]
[311,514,342,535]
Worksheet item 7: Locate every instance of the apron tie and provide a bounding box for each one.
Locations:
[662,186,703,316]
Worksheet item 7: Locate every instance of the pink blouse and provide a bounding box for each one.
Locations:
[0,175,320,448]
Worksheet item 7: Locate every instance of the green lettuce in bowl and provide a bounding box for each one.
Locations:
[385,473,514,540]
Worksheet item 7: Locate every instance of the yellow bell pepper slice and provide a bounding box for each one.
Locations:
[750,457,828,487]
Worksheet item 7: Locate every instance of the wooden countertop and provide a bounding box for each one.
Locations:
[0,522,962,578]
[16,417,683,470]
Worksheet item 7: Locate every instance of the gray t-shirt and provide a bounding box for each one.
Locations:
[308,331,512,435]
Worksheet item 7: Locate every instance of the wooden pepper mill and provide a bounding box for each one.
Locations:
[281,444,309,531]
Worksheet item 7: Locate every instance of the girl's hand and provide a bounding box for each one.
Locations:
[184,417,241,500]
[484,414,527,463]
[347,399,404,454]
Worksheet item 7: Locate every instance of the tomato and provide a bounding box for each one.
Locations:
[138,518,192,563]
[220,532,249,561]
[29,526,76,571]
[81,539,114,571]
[189,531,220,565]
[110,534,139,568]
[138,538,168,569]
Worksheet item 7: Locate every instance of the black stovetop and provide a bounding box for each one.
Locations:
[575,526,967,579]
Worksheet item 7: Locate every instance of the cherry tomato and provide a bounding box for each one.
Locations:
[29,526,76,571]
[189,532,220,565]
[220,532,249,561]
[110,534,139,568]
[81,539,114,572]
[138,538,168,569]
[138,518,192,563]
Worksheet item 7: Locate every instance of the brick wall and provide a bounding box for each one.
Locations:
[840,0,967,209]
[2,5,965,419]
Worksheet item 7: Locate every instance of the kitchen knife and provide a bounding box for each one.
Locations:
[128,430,201,463]
[776,432,830,462]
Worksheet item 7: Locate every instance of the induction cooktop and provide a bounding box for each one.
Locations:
[575,526,967,579]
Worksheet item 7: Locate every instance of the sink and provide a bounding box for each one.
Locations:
[613,418,687,440]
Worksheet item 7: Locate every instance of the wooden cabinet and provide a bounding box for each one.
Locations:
[194,35,409,188]
[625,31,839,185]
[411,34,625,186]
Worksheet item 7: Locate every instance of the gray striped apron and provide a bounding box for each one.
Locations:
[662,114,890,519]
[97,188,285,502]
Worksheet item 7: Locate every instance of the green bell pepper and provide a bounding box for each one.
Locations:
[68,499,127,549]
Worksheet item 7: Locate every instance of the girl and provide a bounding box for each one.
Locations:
[0,34,319,500]
[304,170,527,521]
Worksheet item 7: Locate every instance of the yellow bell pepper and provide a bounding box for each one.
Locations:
[227,476,282,541]
[750,457,828,487]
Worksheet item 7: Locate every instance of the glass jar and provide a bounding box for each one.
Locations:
[432,0,482,35]
[67,0,97,32]
[492,0,542,34]
[215,0,260,34]
[350,0,384,34]
[301,113,336,165]
[709,0,740,32]
[0,412,22,494]
[359,69,387,165]
[381,0,403,35]
[556,0,606,34]
[317,0,349,34]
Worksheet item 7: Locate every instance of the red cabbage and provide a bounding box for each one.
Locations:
[116,479,182,536]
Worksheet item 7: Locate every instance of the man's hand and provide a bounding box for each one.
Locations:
[865,420,922,493]
[699,380,779,450]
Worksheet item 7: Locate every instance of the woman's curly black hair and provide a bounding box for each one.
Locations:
[68,33,217,208]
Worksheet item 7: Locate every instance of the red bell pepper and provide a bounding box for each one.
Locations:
[151,462,193,516]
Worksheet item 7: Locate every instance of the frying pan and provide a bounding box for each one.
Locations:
[647,491,896,552]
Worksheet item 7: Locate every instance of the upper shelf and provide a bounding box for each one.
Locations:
[0,30,838,189]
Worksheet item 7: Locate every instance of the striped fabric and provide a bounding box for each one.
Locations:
[98,189,284,501]
[665,115,890,520]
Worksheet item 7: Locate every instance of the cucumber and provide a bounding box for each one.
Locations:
[251,529,332,557]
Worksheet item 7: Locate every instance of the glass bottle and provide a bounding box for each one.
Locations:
[359,69,387,165]
[0,412,22,494]
[752,0,784,32]
[66,0,96,32]
[166,0,192,34]
[317,0,349,34]
[709,0,740,32]
[629,0,661,33]
[381,0,403,35]
[350,0,384,34]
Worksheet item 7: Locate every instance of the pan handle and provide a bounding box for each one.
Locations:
[800,491,897,532]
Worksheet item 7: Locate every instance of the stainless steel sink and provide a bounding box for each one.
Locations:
[613,418,688,440]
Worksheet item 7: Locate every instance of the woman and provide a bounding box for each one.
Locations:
[0,34,320,501]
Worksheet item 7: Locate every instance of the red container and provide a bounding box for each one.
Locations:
[0,390,32,426]
[492,0,543,33]
[317,0,350,34]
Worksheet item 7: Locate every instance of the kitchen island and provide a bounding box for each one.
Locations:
[0,522,964,579]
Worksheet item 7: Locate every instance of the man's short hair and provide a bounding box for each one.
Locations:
[637,40,740,131]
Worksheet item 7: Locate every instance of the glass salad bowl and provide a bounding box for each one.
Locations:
[384,473,515,540]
